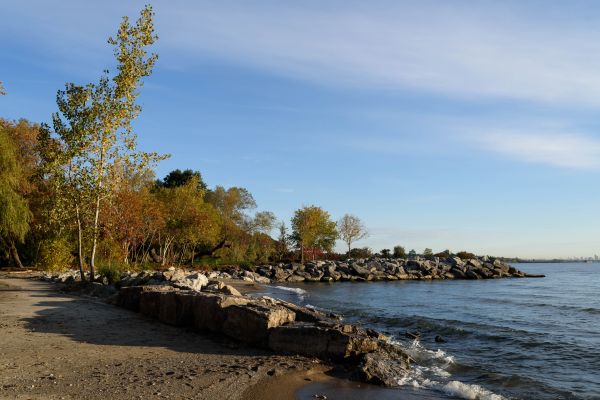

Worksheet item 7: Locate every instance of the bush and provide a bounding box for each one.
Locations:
[37,238,74,272]
[97,263,122,284]
[456,251,476,260]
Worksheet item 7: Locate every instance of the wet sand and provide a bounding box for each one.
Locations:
[0,277,324,400]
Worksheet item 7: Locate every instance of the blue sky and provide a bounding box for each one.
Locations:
[2,0,600,258]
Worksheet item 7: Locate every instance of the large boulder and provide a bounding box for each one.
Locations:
[192,292,251,332]
[172,272,208,291]
[354,348,410,386]
[268,323,378,361]
[158,291,196,326]
[117,285,175,312]
[222,303,296,345]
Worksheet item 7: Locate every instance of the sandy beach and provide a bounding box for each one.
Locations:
[0,277,327,400]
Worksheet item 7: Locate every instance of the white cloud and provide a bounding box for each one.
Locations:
[477,131,600,169]
[158,1,600,106]
[7,2,600,106]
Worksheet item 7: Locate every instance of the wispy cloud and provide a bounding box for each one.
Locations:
[477,131,600,170]
[160,1,600,106]
[7,1,600,106]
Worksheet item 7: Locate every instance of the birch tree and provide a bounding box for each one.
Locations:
[337,214,368,254]
[47,5,166,280]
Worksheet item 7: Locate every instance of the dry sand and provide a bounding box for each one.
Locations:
[0,277,328,400]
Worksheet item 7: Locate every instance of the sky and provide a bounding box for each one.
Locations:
[2,0,600,258]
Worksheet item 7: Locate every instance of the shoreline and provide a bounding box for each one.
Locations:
[0,276,325,400]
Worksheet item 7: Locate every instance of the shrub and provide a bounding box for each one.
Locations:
[456,251,476,260]
[97,263,122,284]
[37,238,74,272]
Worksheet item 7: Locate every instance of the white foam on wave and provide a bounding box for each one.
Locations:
[390,338,505,400]
[442,381,506,400]
[272,286,307,295]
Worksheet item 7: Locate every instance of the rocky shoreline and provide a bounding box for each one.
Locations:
[37,256,542,388]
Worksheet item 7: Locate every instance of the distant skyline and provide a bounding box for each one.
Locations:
[2,0,600,258]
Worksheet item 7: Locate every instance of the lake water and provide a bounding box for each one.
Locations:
[256,263,600,400]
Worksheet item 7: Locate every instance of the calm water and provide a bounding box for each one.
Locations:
[257,263,600,400]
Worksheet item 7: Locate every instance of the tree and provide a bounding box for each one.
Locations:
[0,128,31,268]
[0,119,43,267]
[291,206,338,262]
[408,249,417,258]
[337,214,368,255]
[158,169,206,191]
[0,81,5,96]
[154,177,221,266]
[252,211,277,235]
[348,247,372,259]
[46,5,165,280]
[206,186,256,227]
[275,222,290,260]
[423,248,433,257]
[393,245,406,259]
[380,248,391,258]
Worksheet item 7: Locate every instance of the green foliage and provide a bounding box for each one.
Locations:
[380,248,391,258]
[348,247,373,259]
[157,169,207,191]
[97,263,122,284]
[45,5,166,279]
[37,238,74,272]
[291,205,338,262]
[423,248,433,257]
[0,128,31,244]
[393,245,406,258]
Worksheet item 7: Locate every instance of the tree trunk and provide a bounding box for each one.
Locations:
[75,205,86,282]
[348,242,351,255]
[300,243,304,263]
[89,194,101,282]
[8,239,24,269]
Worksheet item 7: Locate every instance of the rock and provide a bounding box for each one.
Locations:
[274,299,331,323]
[268,323,378,361]
[117,285,175,312]
[140,287,179,319]
[354,348,410,386]
[222,303,296,345]
[172,273,208,291]
[158,291,196,326]
[220,284,242,296]
[435,335,447,343]
[192,292,252,332]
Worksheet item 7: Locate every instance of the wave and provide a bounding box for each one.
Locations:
[390,339,506,399]
[442,381,506,400]
[272,286,307,295]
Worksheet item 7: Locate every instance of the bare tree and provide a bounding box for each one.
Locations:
[337,214,368,254]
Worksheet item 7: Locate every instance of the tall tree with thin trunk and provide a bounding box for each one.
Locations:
[46,5,166,281]
[0,129,31,268]
[337,214,368,255]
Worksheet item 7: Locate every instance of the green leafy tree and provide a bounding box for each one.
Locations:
[45,5,166,280]
[423,248,433,257]
[380,248,391,258]
[291,205,338,262]
[275,222,290,261]
[158,169,206,191]
[337,214,368,255]
[0,128,31,268]
[393,245,406,258]
[155,177,221,266]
